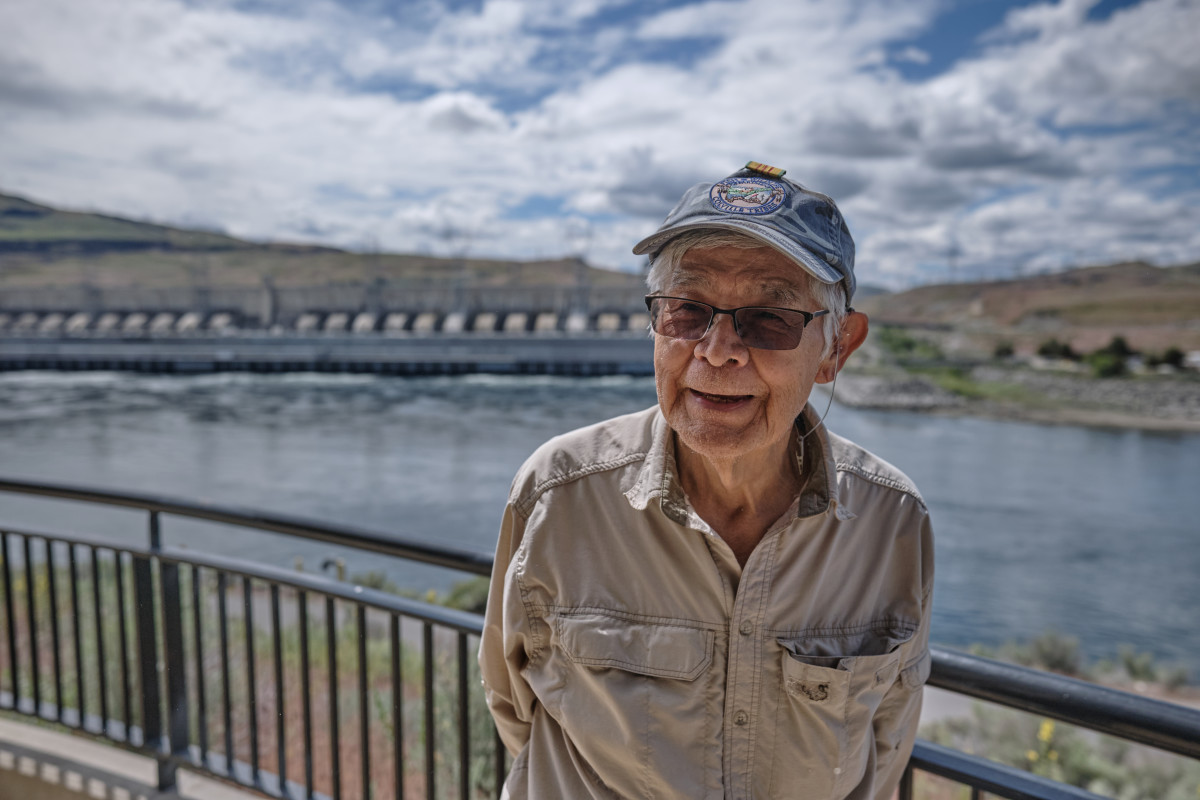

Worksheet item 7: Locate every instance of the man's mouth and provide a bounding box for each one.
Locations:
[691,390,753,404]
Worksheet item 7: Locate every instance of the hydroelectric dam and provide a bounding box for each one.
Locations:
[0,283,655,376]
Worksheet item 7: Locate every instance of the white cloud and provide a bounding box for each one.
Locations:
[895,46,931,64]
[0,0,1196,290]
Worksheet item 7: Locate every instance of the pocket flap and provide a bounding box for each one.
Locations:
[778,622,916,661]
[557,614,713,681]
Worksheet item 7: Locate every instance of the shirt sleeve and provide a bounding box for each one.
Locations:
[869,584,932,799]
[866,488,934,799]
[477,500,538,757]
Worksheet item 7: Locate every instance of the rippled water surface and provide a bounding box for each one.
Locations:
[1,371,1197,670]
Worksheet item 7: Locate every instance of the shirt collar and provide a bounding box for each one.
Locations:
[624,404,839,523]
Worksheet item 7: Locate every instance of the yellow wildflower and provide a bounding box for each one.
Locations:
[1026,750,1039,762]
[1048,750,1059,762]
[1038,720,1055,743]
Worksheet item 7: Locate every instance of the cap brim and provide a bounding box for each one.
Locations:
[632,217,842,286]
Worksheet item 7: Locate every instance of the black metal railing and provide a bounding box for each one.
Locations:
[0,478,501,800]
[1,477,1198,800]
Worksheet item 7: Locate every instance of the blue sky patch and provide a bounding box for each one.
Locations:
[504,194,566,220]
[889,0,1047,80]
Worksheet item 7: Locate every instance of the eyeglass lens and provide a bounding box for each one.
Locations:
[647,297,816,351]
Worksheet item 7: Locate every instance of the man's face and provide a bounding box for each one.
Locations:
[653,244,831,466]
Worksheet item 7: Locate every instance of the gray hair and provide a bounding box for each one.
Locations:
[645,229,847,357]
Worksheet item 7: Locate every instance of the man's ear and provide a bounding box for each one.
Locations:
[815,310,869,384]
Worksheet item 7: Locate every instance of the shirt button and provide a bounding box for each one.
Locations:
[734,711,749,726]
[738,620,753,636]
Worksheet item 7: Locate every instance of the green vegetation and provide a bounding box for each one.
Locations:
[920,631,1198,800]
[441,577,490,615]
[1085,350,1128,378]
[905,365,1039,405]
[351,571,490,615]
[1146,347,1187,370]
[1037,338,1079,360]
[922,708,1200,800]
[1083,336,1135,378]
[876,326,945,362]
[970,629,1084,675]
[967,630,1191,691]
[1033,334,1196,379]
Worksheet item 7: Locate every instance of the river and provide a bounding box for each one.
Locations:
[0,371,1196,672]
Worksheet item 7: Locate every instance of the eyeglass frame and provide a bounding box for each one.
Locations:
[643,294,830,351]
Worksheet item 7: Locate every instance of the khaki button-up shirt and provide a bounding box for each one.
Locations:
[479,405,934,799]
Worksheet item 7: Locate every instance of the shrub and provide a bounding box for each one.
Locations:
[1146,346,1186,369]
[351,569,401,593]
[1085,350,1127,378]
[1037,338,1077,360]
[920,707,1200,799]
[1095,335,1136,359]
[1030,630,1083,676]
[1118,645,1158,683]
[442,576,490,614]
[993,341,1015,359]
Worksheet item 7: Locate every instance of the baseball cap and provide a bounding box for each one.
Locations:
[632,161,856,303]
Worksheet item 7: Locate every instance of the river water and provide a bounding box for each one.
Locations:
[0,371,1196,672]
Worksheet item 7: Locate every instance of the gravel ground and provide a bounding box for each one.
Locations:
[972,366,1200,422]
[831,373,964,411]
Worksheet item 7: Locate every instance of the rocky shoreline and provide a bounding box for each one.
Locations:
[828,367,1200,432]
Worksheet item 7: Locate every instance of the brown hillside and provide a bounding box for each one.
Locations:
[857,262,1200,355]
[0,190,639,289]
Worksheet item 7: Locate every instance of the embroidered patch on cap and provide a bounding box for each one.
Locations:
[745,160,786,178]
[709,176,787,216]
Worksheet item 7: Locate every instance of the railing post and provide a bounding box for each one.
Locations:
[898,763,914,800]
[133,510,172,791]
[160,541,190,786]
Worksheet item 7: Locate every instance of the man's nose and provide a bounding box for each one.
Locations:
[694,311,747,366]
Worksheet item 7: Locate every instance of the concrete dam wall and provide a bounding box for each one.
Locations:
[0,281,655,375]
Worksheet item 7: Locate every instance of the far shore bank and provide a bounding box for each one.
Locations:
[825,368,1200,433]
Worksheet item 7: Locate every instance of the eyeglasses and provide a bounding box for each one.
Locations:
[644,295,829,351]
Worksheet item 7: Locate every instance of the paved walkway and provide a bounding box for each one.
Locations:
[0,716,259,800]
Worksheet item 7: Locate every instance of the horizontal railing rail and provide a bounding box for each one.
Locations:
[928,646,1200,761]
[0,477,494,576]
[1,477,1198,800]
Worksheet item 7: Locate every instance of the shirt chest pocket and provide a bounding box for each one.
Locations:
[535,614,721,799]
[558,614,714,679]
[767,626,915,799]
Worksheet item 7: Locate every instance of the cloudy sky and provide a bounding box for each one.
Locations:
[2,0,1197,288]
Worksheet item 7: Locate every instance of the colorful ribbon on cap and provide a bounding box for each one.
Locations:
[745,161,786,178]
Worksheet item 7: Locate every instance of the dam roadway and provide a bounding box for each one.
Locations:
[0,332,655,376]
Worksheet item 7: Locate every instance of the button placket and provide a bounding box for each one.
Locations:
[722,530,781,798]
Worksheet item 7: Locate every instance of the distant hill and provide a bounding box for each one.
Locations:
[0,192,253,253]
[852,284,890,302]
[0,191,641,289]
[856,261,1200,354]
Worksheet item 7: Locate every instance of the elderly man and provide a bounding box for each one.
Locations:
[479,162,933,799]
